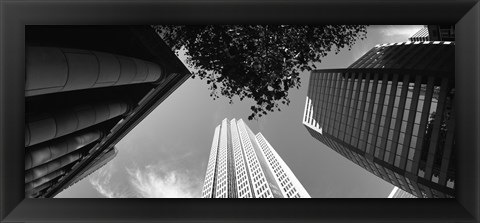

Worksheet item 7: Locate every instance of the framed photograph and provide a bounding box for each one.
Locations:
[1,0,479,222]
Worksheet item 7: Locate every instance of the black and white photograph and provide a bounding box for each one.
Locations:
[24,24,455,199]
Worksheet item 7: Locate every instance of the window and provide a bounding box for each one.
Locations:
[387,139,393,151]
[399,132,405,144]
[406,160,413,172]
[410,136,417,148]
[392,107,398,118]
[384,151,390,161]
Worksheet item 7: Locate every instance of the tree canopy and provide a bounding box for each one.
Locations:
[154,25,367,120]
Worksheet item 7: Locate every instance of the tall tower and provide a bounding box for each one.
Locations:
[202,118,310,198]
[303,41,455,198]
[25,26,191,198]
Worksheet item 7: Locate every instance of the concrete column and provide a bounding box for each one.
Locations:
[25,151,83,183]
[25,130,103,170]
[25,100,128,147]
[25,181,55,198]
[25,169,66,191]
[26,47,163,96]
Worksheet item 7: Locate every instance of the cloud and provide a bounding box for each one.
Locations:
[90,178,118,198]
[378,25,424,37]
[87,144,201,199]
[127,166,202,198]
[89,163,128,198]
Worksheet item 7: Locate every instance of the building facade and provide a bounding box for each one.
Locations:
[303,41,455,198]
[388,186,417,198]
[50,147,119,197]
[408,25,455,42]
[408,27,430,42]
[202,118,310,198]
[427,25,455,41]
[25,26,191,198]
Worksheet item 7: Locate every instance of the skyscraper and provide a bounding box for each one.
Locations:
[408,26,429,42]
[388,186,417,198]
[303,41,455,198]
[25,26,191,198]
[202,118,310,198]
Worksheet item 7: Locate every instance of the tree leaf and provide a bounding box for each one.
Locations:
[154,25,367,119]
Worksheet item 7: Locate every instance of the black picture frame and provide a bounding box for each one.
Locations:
[1,0,479,222]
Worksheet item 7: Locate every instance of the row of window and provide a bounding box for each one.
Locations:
[256,135,298,197]
[237,123,271,198]
[230,124,252,197]
[202,126,223,197]
[314,87,428,131]
[215,121,236,198]
[308,73,442,174]
[307,105,453,199]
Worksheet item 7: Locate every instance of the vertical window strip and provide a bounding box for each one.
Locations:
[424,77,449,181]
[341,73,353,142]
[305,73,315,123]
[438,89,455,186]
[351,74,364,147]
[346,73,361,145]
[390,74,409,166]
[412,77,435,176]
[315,74,323,127]
[303,96,309,123]
[357,73,371,152]
[331,73,343,137]
[383,74,399,163]
[336,73,349,137]
[323,73,334,134]
[339,73,353,141]
[372,74,389,159]
[403,75,422,172]
[327,73,339,133]
[310,74,319,126]
[318,73,329,132]
[364,73,379,155]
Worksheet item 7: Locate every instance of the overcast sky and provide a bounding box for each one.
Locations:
[56,25,424,198]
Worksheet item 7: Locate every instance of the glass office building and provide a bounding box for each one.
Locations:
[409,25,455,42]
[303,41,455,198]
[202,118,310,198]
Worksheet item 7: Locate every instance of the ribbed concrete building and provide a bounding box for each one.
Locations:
[51,147,119,197]
[202,118,310,198]
[303,41,455,198]
[25,26,191,198]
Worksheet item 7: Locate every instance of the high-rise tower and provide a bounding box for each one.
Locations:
[303,41,455,198]
[25,26,191,198]
[202,118,310,198]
